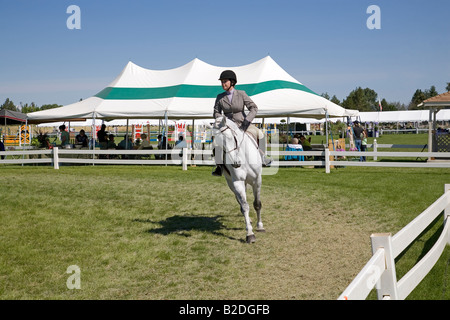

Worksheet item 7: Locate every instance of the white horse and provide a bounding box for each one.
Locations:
[212,116,265,243]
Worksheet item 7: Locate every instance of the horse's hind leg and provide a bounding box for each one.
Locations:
[252,179,265,232]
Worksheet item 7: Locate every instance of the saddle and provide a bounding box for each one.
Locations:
[245,124,265,147]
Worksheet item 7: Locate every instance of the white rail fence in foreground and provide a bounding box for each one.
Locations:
[1,147,450,171]
[338,184,450,300]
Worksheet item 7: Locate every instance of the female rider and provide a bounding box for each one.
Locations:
[212,70,271,176]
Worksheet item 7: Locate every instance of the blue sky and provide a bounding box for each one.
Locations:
[1,0,449,108]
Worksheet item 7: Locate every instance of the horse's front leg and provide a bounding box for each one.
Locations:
[252,178,265,232]
[232,181,255,243]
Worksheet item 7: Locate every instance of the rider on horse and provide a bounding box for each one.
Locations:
[212,70,272,176]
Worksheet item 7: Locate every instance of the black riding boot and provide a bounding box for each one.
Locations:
[212,165,223,176]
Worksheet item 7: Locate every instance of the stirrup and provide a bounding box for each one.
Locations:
[262,156,273,167]
[212,165,223,176]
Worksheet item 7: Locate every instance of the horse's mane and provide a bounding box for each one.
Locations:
[224,117,240,133]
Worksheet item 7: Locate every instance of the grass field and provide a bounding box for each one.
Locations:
[304,131,428,146]
[0,163,449,300]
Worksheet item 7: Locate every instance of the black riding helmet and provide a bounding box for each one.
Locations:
[219,70,237,86]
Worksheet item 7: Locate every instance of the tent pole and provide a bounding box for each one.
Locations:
[192,119,195,150]
[126,119,129,149]
[68,121,71,144]
[25,118,28,147]
[22,118,28,166]
[287,117,291,139]
[325,111,329,148]
[91,114,95,150]
[91,115,95,166]
[165,111,168,163]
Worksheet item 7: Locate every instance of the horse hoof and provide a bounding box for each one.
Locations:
[256,228,266,232]
[246,234,256,244]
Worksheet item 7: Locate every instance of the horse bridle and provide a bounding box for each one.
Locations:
[219,124,242,154]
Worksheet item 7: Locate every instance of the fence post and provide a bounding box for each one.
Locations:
[373,139,378,161]
[182,148,188,171]
[445,184,450,245]
[370,233,399,300]
[53,147,59,170]
[445,184,450,218]
[325,148,330,173]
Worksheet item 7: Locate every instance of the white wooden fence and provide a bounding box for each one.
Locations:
[338,184,450,300]
[1,147,450,172]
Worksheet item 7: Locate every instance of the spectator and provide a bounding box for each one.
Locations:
[59,125,70,147]
[352,121,364,152]
[97,124,108,150]
[107,134,116,149]
[75,129,89,148]
[138,133,152,150]
[360,130,368,162]
[299,135,312,151]
[117,134,132,149]
[174,135,187,149]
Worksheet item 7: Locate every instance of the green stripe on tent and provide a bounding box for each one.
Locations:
[95,80,317,100]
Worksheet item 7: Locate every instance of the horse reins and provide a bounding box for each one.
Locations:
[219,125,242,154]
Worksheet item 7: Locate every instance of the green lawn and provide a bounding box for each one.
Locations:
[0,165,449,300]
[306,132,428,147]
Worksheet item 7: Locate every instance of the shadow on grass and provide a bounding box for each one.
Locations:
[133,215,245,243]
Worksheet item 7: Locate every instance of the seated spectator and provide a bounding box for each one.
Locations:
[138,133,152,150]
[299,135,312,151]
[36,132,51,149]
[157,134,169,150]
[107,134,117,149]
[174,135,187,149]
[117,134,133,150]
[285,137,304,161]
[75,129,89,148]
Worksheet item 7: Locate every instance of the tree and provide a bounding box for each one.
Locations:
[409,85,439,109]
[0,98,17,111]
[342,87,378,111]
[330,95,341,105]
[321,93,341,105]
[40,104,62,110]
[409,89,426,109]
[380,99,406,111]
[1,99,62,113]
[426,85,438,98]
[321,92,330,100]
[21,102,40,114]
[446,82,450,92]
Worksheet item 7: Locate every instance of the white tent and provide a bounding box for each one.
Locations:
[357,110,450,123]
[27,56,358,123]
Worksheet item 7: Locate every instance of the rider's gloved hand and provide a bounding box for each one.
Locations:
[241,119,251,131]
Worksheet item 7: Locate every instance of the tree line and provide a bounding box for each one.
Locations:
[0,98,61,113]
[322,82,450,112]
[1,82,449,114]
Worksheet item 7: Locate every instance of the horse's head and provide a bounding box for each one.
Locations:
[212,116,242,168]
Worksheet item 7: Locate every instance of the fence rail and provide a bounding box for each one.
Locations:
[338,184,450,300]
[2,147,450,172]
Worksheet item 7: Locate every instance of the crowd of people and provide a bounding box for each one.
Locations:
[53,119,370,162]
[53,123,177,159]
[284,121,370,162]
